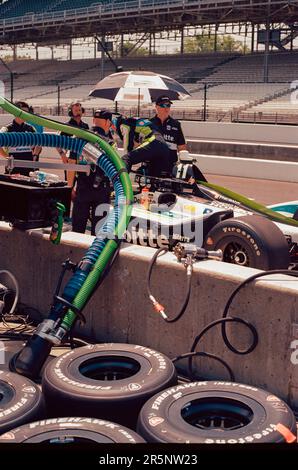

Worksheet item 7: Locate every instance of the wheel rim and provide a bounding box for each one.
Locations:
[222,242,250,266]
[181,398,253,431]
[79,356,141,381]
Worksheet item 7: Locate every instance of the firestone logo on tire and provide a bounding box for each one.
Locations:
[128,383,142,391]
[266,395,280,402]
[0,432,15,440]
[149,416,164,427]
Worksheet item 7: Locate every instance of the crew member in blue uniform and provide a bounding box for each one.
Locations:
[0,101,41,176]
[71,108,112,235]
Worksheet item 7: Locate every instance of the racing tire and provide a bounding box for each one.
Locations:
[203,215,290,270]
[0,417,145,443]
[137,381,297,443]
[0,370,44,434]
[42,343,177,428]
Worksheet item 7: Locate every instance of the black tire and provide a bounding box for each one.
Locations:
[42,343,177,428]
[203,215,290,270]
[0,417,145,443]
[0,370,44,434]
[137,381,297,443]
[0,340,25,371]
[293,209,298,221]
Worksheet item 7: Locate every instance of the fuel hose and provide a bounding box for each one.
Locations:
[0,98,133,378]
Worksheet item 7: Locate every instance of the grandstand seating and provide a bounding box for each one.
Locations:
[196,51,298,84]
[0,0,55,18]
[0,0,103,18]
[0,51,297,121]
[248,91,297,115]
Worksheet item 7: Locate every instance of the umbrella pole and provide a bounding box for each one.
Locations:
[115,101,118,113]
[137,88,140,116]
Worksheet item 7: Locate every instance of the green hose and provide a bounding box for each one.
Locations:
[0,98,133,203]
[61,239,118,329]
[198,180,298,228]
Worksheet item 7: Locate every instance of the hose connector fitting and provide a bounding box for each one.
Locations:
[149,295,168,320]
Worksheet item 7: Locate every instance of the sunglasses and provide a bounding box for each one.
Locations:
[158,103,171,108]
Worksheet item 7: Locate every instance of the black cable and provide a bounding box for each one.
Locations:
[67,336,90,349]
[182,317,257,381]
[146,245,257,379]
[147,247,192,323]
[0,332,32,341]
[221,269,298,354]
[68,337,90,347]
[175,269,295,381]
[192,317,258,358]
[173,351,235,382]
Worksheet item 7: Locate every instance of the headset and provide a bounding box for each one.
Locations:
[14,101,30,110]
[68,101,85,117]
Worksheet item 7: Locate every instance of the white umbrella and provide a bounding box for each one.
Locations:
[89,70,190,113]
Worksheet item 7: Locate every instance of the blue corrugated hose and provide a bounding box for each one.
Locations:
[0,131,125,320]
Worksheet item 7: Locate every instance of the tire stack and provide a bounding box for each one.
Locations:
[0,342,177,443]
[0,370,44,435]
[0,418,145,443]
[0,341,297,444]
[42,343,178,429]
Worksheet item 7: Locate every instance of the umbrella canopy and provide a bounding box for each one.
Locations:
[89,70,191,103]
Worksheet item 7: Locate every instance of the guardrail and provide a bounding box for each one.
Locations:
[0,0,288,27]
[0,0,199,27]
[191,153,298,183]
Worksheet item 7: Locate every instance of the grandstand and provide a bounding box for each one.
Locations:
[0,0,98,18]
[0,0,297,44]
[0,0,297,123]
[0,51,296,121]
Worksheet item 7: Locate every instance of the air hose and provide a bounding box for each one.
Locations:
[0,97,133,378]
[147,247,192,322]
[147,243,296,382]
[147,244,222,322]
[0,132,85,154]
[197,180,298,228]
[173,269,298,382]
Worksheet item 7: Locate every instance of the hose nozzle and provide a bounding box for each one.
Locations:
[174,243,223,262]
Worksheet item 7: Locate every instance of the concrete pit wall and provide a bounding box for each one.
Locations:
[0,116,297,162]
[0,224,298,409]
[181,121,298,146]
[183,121,298,161]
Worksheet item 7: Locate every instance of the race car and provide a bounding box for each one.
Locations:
[121,172,298,271]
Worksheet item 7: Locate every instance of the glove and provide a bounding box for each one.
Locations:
[178,150,192,163]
